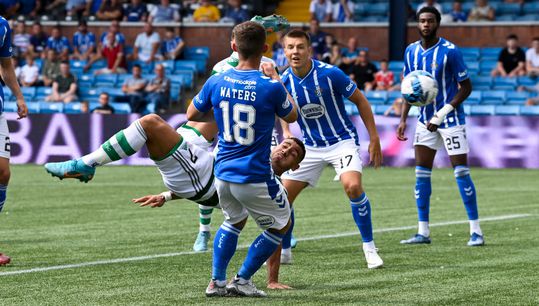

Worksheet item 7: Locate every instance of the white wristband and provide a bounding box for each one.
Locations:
[430,104,455,126]
[161,191,172,202]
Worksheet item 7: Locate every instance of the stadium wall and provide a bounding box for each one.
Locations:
[39,22,539,67]
[7,113,539,168]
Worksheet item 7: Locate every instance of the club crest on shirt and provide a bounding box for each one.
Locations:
[431,62,438,70]
[315,85,323,97]
[300,103,326,119]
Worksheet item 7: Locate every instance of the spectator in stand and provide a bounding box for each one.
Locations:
[12,22,31,59]
[19,56,39,87]
[384,98,404,117]
[468,0,495,21]
[339,36,360,75]
[272,32,287,72]
[121,64,148,113]
[123,0,148,22]
[132,22,160,63]
[491,34,526,77]
[85,32,127,74]
[374,59,395,91]
[308,19,327,61]
[66,0,88,20]
[42,49,60,87]
[12,57,21,80]
[222,0,250,24]
[160,27,185,60]
[309,0,331,22]
[416,0,443,14]
[99,20,126,48]
[80,100,89,113]
[321,33,335,63]
[329,43,342,66]
[193,0,221,22]
[149,0,180,23]
[145,64,170,113]
[350,50,377,91]
[331,0,354,22]
[448,1,467,22]
[525,37,539,77]
[92,92,115,114]
[96,0,123,21]
[71,20,96,61]
[18,0,41,19]
[46,61,78,103]
[85,0,103,17]
[46,26,70,61]
[45,0,68,20]
[29,22,48,59]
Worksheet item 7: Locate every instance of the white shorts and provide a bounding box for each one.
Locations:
[413,123,469,156]
[281,139,363,187]
[154,137,217,206]
[215,177,290,230]
[176,124,213,151]
[0,115,10,159]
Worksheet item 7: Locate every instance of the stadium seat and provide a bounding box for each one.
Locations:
[70,59,87,69]
[117,73,130,85]
[517,76,537,87]
[480,48,500,61]
[495,105,520,115]
[495,15,515,22]
[109,102,132,114]
[344,100,358,115]
[470,105,495,115]
[35,86,53,99]
[77,74,94,87]
[519,105,539,116]
[481,91,506,104]
[479,60,497,74]
[515,14,539,21]
[170,83,182,103]
[388,61,404,71]
[462,104,471,116]
[106,88,125,98]
[466,91,482,104]
[26,102,40,113]
[472,76,492,90]
[370,3,388,16]
[79,88,101,100]
[144,102,156,114]
[129,60,153,74]
[506,91,530,104]
[2,86,12,101]
[39,102,64,114]
[170,72,194,89]
[374,105,390,115]
[156,60,175,74]
[388,90,402,102]
[461,47,480,60]
[174,60,197,74]
[497,3,521,15]
[21,87,36,101]
[467,62,480,74]
[3,102,17,112]
[94,74,118,87]
[64,102,85,114]
[34,58,43,72]
[492,77,517,90]
[365,91,387,105]
[184,47,210,59]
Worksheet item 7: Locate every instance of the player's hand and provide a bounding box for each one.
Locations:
[16,99,28,119]
[267,282,293,290]
[132,194,166,208]
[368,137,383,169]
[396,121,407,141]
[261,62,279,80]
[426,121,439,132]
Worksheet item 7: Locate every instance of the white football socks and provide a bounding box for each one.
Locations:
[469,219,482,236]
[418,221,430,237]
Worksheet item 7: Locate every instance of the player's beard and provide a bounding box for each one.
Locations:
[420,27,438,43]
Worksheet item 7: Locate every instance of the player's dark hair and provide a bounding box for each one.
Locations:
[533,37,539,42]
[288,137,306,163]
[417,6,441,24]
[166,27,174,32]
[100,92,109,98]
[231,21,266,59]
[507,34,518,40]
[79,20,87,26]
[133,64,142,70]
[381,58,388,63]
[284,29,311,45]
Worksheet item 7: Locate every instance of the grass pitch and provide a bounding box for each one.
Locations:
[1,165,538,305]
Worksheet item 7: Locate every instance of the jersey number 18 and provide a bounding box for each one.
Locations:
[219,101,256,145]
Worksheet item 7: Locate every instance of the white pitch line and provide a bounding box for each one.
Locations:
[0,213,531,277]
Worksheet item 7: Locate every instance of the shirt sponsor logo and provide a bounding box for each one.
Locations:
[282,98,290,109]
[223,75,257,86]
[300,103,326,119]
[255,215,275,228]
[346,81,354,92]
[458,70,467,78]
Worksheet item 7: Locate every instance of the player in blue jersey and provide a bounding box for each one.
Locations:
[0,15,29,266]
[269,29,383,284]
[187,21,298,297]
[397,7,484,246]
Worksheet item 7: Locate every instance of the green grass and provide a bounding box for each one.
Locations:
[1,165,538,305]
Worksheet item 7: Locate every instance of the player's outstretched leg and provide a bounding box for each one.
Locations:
[454,166,484,246]
[193,205,213,252]
[280,208,295,264]
[401,166,433,244]
[343,172,383,269]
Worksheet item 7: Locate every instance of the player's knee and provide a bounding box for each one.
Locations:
[344,182,363,199]
[139,114,164,129]
[0,167,10,185]
[231,217,248,231]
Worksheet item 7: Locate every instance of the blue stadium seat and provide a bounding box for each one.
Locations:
[344,102,357,115]
[370,3,388,16]
[506,91,530,104]
[64,102,85,114]
[462,2,475,12]
[94,74,118,87]
[70,59,87,69]
[77,74,94,87]
[365,91,388,105]
[462,104,471,116]
[466,91,482,104]
[117,73,130,85]
[360,16,380,22]
[79,88,101,100]
[461,47,481,60]
[492,77,517,90]
[144,102,156,114]
[481,91,506,104]
[480,48,500,61]
[354,3,368,17]
[156,60,175,74]
[495,105,520,115]
[129,60,153,74]
[26,102,40,113]
[470,105,495,115]
[523,2,539,11]
[517,76,537,87]
[106,88,125,98]
[34,58,43,72]
[35,86,53,99]
[495,15,515,22]
[174,60,197,74]
[520,105,539,116]
[467,62,480,74]
[497,3,521,15]
[374,105,390,115]
[515,14,539,21]
[479,60,497,74]
[170,83,182,102]
[388,61,404,71]
[169,73,194,89]
[472,76,492,90]
[463,54,479,63]
[39,102,64,114]
[109,102,132,114]
[184,47,210,59]
[21,87,36,101]
[2,86,12,101]
[388,90,402,102]
[3,102,17,112]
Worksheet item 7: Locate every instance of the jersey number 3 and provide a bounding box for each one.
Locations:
[219,101,256,145]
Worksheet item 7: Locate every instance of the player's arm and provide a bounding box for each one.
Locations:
[0,58,27,119]
[261,62,297,123]
[132,191,182,208]
[348,89,382,168]
[187,79,215,122]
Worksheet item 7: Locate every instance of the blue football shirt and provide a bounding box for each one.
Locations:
[193,68,293,183]
[0,16,12,114]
